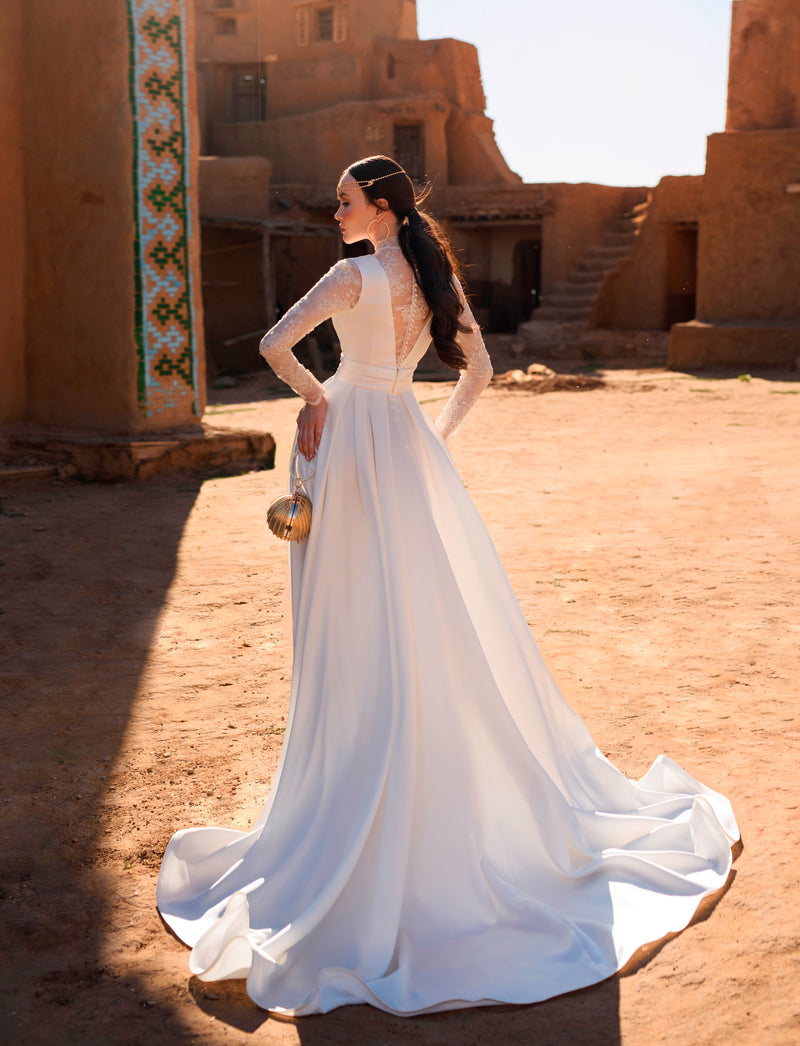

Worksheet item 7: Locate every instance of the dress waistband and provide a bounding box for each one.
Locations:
[335,356,414,394]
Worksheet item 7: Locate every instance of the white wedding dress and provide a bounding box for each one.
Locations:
[157,240,739,1016]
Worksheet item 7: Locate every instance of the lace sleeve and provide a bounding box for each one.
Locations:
[435,282,493,441]
[259,259,361,403]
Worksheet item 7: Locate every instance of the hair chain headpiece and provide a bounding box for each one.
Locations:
[354,167,407,188]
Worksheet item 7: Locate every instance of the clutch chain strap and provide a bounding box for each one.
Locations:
[290,446,316,498]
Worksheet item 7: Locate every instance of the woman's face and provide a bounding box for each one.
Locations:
[335,174,381,244]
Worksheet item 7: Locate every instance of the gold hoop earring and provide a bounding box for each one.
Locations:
[368,216,391,245]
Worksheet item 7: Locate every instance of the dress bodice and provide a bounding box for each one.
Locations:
[332,255,432,375]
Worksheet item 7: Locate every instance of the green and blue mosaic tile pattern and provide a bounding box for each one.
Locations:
[127,0,199,419]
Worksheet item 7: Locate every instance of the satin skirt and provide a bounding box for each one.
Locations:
[157,372,738,1016]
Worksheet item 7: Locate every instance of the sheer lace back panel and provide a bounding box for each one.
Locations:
[373,238,431,365]
[332,251,431,374]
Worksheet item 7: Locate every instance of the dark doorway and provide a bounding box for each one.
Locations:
[513,239,542,323]
[200,224,266,377]
[665,224,698,327]
[270,234,341,375]
[394,124,423,181]
[228,64,266,123]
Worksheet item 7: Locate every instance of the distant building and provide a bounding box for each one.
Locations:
[522,0,800,370]
[194,0,561,373]
[669,0,800,368]
[194,0,660,374]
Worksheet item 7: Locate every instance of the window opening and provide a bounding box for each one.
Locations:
[393,125,423,181]
[317,7,334,41]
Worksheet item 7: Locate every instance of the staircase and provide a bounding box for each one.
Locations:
[529,200,649,328]
[514,198,668,366]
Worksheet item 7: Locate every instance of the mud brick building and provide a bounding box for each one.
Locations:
[193,0,566,373]
[522,0,800,369]
[669,0,800,368]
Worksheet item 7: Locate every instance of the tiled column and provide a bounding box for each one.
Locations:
[127,0,203,422]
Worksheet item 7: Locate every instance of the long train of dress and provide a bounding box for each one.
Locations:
[157,253,739,1016]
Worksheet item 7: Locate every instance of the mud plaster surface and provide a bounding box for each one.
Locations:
[2,368,799,1045]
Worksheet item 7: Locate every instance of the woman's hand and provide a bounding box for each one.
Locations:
[297,396,327,461]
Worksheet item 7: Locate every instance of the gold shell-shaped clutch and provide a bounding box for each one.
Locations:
[266,489,312,542]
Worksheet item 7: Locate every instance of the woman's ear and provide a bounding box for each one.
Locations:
[374,197,389,213]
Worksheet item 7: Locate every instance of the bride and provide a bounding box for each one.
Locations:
[157,155,739,1017]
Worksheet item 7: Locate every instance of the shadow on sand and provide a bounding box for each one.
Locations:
[1,474,205,1042]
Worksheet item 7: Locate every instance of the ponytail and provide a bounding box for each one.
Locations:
[399,208,470,371]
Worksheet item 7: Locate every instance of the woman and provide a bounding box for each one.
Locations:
[157,156,738,1016]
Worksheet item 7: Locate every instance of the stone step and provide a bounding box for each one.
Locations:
[573,260,617,276]
[5,425,277,482]
[516,331,668,364]
[518,317,584,337]
[583,244,633,261]
[567,271,607,288]
[604,231,637,247]
[570,267,617,286]
[553,274,605,290]
[533,306,592,323]
[0,464,59,485]
[545,292,598,308]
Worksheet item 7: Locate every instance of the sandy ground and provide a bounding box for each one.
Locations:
[2,366,799,1046]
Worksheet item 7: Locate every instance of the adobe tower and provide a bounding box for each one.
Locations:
[670,0,800,368]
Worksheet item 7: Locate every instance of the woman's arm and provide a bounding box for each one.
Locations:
[259,259,362,404]
[435,283,493,441]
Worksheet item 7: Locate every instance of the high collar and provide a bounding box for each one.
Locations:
[374,235,401,256]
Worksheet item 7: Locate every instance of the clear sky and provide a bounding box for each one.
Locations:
[417,0,734,187]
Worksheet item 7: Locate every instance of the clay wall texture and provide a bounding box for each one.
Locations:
[210,94,451,185]
[0,0,26,424]
[697,130,800,321]
[726,0,800,130]
[22,0,140,429]
[2,0,205,433]
[199,156,272,220]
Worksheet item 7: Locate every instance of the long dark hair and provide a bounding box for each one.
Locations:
[344,155,470,370]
